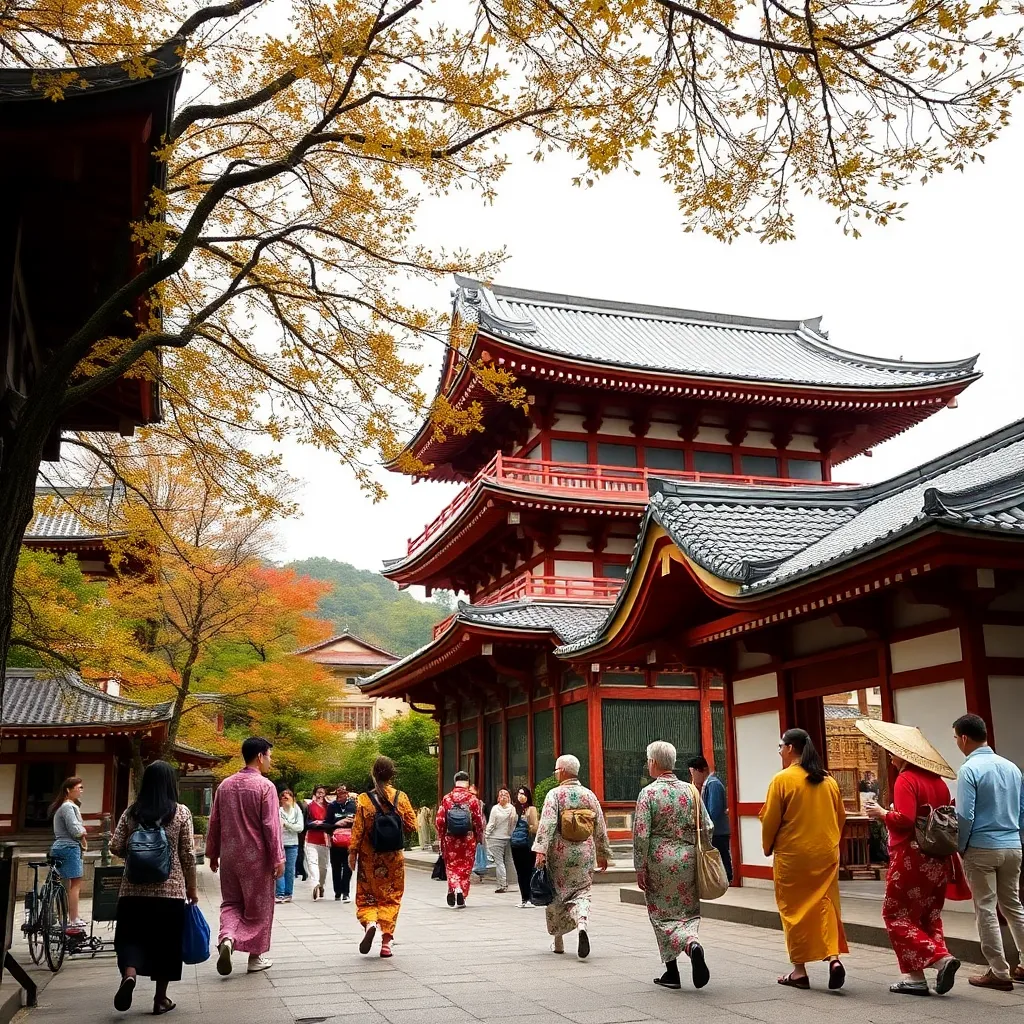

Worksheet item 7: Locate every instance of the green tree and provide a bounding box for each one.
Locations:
[378,713,440,809]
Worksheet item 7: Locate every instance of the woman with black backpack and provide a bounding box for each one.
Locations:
[109,760,198,1016]
[347,756,417,958]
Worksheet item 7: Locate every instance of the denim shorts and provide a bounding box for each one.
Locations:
[50,841,84,879]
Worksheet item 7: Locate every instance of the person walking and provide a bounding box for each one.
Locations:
[953,713,1024,990]
[207,737,284,977]
[760,728,848,990]
[533,754,612,959]
[686,755,732,883]
[295,795,309,883]
[436,771,485,908]
[110,761,198,1016]
[636,742,712,990]
[304,785,331,900]
[327,784,357,902]
[276,790,303,903]
[858,720,969,995]
[348,756,417,958]
[48,776,87,928]
[485,789,518,893]
[510,786,540,907]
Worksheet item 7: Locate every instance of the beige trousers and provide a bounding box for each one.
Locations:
[963,847,1024,979]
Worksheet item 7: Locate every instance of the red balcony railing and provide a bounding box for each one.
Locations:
[406,451,846,558]
[432,573,622,637]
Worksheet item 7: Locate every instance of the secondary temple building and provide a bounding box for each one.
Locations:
[363,277,1018,864]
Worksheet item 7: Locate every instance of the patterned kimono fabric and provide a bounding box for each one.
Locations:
[206,766,283,955]
[349,787,418,936]
[532,779,613,938]
[435,788,485,896]
[881,765,970,973]
[633,774,709,962]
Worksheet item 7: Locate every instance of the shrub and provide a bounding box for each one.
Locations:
[533,774,558,810]
[193,815,209,835]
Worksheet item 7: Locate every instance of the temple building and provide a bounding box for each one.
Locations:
[365,277,980,837]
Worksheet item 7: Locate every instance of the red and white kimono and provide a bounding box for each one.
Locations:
[435,788,484,897]
[881,765,971,973]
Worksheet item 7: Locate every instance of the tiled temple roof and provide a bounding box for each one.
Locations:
[556,416,1024,654]
[454,276,979,389]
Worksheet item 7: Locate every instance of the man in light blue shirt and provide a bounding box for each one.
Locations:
[953,713,1024,990]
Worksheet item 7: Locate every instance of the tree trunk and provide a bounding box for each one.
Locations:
[129,733,145,796]
[0,415,54,710]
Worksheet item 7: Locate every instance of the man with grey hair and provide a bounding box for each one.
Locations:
[533,754,612,958]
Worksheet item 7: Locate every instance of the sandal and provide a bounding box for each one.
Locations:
[114,976,136,1012]
[890,981,930,996]
[778,973,810,990]
[153,998,176,1015]
[380,942,393,958]
[359,924,376,955]
[828,960,846,991]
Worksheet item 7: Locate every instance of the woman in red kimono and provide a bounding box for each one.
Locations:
[858,720,971,996]
[435,771,484,908]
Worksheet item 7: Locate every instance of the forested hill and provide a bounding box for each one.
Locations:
[286,557,452,657]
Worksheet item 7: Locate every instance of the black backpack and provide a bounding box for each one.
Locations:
[125,820,172,884]
[368,791,405,852]
[445,803,472,837]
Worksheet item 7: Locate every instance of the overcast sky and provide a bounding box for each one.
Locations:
[272,123,1024,590]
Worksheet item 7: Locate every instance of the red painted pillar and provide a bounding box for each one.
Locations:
[699,670,715,768]
[721,664,741,887]
[587,667,604,801]
[961,615,996,747]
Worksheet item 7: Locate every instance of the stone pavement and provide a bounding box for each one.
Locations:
[14,864,1024,1024]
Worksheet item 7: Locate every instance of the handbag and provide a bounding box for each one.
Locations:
[331,827,352,848]
[510,815,531,849]
[558,808,596,842]
[690,784,729,900]
[182,902,211,965]
[915,804,959,857]
[529,865,555,907]
[431,854,447,880]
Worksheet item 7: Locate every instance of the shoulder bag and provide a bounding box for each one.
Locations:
[690,784,729,900]
[915,804,959,857]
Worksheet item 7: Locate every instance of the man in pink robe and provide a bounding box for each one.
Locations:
[207,737,284,975]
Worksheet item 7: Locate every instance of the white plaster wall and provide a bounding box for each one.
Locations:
[890,629,962,674]
[739,816,772,867]
[552,413,586,432]
[601,417,633,437]
[646,422,679,441]
[893,679,966,798]
[744,430,776,450]
[375,698,410,725]
[76,739,106,753]
[695,426,729,445]
[988,677,1024,770]
[736,647,773,671]
[983,624,1024,659]
[0,765,15,816]
[890,591,951,629]
[604,537,635,554]
[733,672,778,704]
[555,534,591,553]
[788,434,818,453]
[735,710,781,803]
[790,617,868,657]
[25,740,69,753]
[75,763,106,815]
[553,559,594,578]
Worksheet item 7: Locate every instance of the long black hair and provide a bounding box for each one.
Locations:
[515,784,534,817]
[129,760,179,825]
[782,728,828,785]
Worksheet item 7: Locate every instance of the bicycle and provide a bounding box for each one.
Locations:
[22,858,69,972]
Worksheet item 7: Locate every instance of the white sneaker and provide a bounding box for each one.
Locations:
[517,900,529,908]
[247,955,273,973]
[341,895,351,903]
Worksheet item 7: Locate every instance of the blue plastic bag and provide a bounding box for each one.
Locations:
[182,902,211,964]
[473,840,488,876]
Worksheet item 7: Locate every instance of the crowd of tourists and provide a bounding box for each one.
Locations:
[47,709,1024,1015]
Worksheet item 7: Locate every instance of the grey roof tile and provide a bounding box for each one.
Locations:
[2,668,173,728]
[455,277,978,389]
[25,486,121,541]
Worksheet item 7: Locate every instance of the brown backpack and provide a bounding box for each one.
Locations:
[558,808,596,842]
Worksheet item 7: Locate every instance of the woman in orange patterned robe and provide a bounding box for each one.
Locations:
[348,756,418,958]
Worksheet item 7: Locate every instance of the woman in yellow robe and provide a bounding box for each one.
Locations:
[348,756,418,959]
[760,727,848,990]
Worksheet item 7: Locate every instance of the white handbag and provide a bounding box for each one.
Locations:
[691,784,729,900]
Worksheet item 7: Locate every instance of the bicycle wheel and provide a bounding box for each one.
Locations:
[43,883,68,972]
[24,894,44,965]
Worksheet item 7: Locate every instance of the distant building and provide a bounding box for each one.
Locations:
[296,633,407,734]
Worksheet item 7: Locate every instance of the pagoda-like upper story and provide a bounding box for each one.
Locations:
[383,278,979,601]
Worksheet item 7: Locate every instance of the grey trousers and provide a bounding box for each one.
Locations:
[963,847,1024,979]
[487,837,515,888]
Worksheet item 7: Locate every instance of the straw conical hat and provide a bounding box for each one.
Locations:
[854,719,956,779]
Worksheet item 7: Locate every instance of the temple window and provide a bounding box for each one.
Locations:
[740,454,780,478]
[559,702,590,786]
[532,709,555,784]
[693,449,733,475]
[601,563,629,579]
[643,446,685,471]
[550,438,589,463]
[787,458,824,481]
[596,442,636,467]
[507,716,528,790]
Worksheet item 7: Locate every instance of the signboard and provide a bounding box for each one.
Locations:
[91,866,124,922]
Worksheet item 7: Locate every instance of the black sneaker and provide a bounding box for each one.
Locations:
[335,894,341,901]
[577,928,590,960]
[446,892,456,907]
[455,892,465,908]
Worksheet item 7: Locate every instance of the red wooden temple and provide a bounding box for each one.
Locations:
[365,277,985,842]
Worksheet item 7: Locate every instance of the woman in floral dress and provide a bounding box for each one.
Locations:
[634,740,713,990]
[532,754,612,959]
